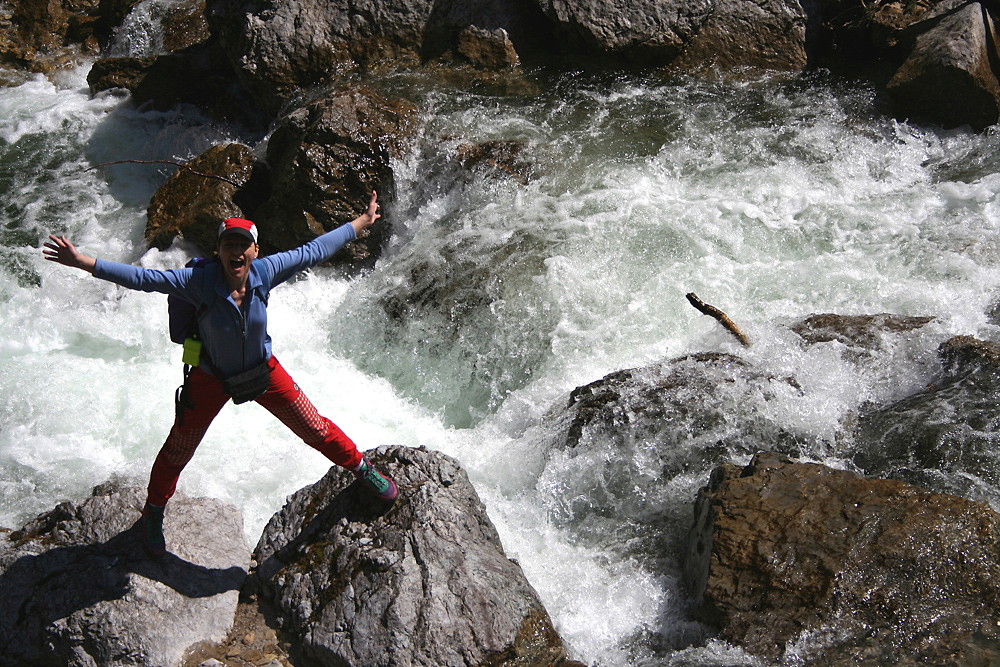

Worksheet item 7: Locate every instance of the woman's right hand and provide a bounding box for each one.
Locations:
[43,235,97,273]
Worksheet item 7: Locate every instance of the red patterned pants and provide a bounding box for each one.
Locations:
[146,355,363,506]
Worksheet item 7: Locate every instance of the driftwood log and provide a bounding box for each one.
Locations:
[686,293,750,347]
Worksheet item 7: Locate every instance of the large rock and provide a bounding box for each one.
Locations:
[206,0,424,114]
[87,54,158,93]
[855,335,1000,494]
[561,352,802,456]
[539,0,808,71]
[0,0,102,74]
[685,452,1000,664]
[0,0,205,75]
[145,142,261,256]
[157,0,211,53]
[253,445,574,666]
[253,86,418,265]
[886,0,1000,129]
[88,39,263,128]
[535,0,710,63]
[0,483,249,666]
[206,0,815,115]
[141,85,415,268]
[205,0,554,113]
[536,353,805,568]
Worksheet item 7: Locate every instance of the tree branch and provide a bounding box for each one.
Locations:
[86,160,245,188]
[686,292,751,347]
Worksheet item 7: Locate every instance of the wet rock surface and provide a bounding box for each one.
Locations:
[0,447,585,666]
[562,352,803,457]
[855,335,1000,494]
[252,86,418,265]
[253,445,574,667]
[885,0,1000,130]
[791,312,937,351]
[139,87,416,269]
[7,0,1000,130]
[686,451,1000,665]
[144,142,259,256]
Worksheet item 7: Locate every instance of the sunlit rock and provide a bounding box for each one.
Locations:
[145,142,260,256]
[661,0,808,72]
[886,0,1000,130]
[207,0,550,115]
[685,451,1000,665]
[0,0,101,74]
[253,445,576,666]
[1,0,207,75]
[87,54,158,93]
[544,353,804,568]
[141,85,415,270]
[562,353,803,456]
[0,483,249,666]
[456,25,520,69]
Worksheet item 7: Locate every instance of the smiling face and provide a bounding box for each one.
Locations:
[217,234,258,288]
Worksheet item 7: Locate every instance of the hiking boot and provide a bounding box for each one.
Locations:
[354,456,398,501]
[141,503,166,558]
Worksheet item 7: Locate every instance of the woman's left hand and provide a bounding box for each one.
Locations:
[350,191,381,234]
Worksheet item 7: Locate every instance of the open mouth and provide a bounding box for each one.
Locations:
[229,258,247,270]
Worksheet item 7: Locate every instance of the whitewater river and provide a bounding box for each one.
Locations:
[2,59,1000,665]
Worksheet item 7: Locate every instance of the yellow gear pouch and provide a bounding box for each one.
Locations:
[182,336,202,366]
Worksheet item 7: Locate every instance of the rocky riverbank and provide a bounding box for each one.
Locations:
[6,325,1000,666]
[5,0,1000,664]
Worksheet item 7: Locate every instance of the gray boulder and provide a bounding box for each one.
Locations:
[0,483,249,666]
[253,445,573,666]
[535,0,712,63]
[206,0,812,115]
[539,0,808,71]
[206,0,438,114]
[561,352,803,459]
[686,452,1000,665]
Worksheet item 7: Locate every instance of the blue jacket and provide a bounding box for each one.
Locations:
[93,223,357,379]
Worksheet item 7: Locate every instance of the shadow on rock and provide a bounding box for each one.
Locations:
[0,485,250,665]
[2,523,245,637]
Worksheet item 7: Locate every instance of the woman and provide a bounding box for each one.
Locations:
[43,191,397,557]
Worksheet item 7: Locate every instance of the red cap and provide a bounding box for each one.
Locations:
[218,218,258,244]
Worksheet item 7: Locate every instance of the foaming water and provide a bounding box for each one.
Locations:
[3,67,1000,666]
[106,0,193,57]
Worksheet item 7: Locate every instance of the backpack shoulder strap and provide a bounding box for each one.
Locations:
[189,258,220,319]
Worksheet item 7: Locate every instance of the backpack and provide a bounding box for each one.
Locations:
[168,257,218,345]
